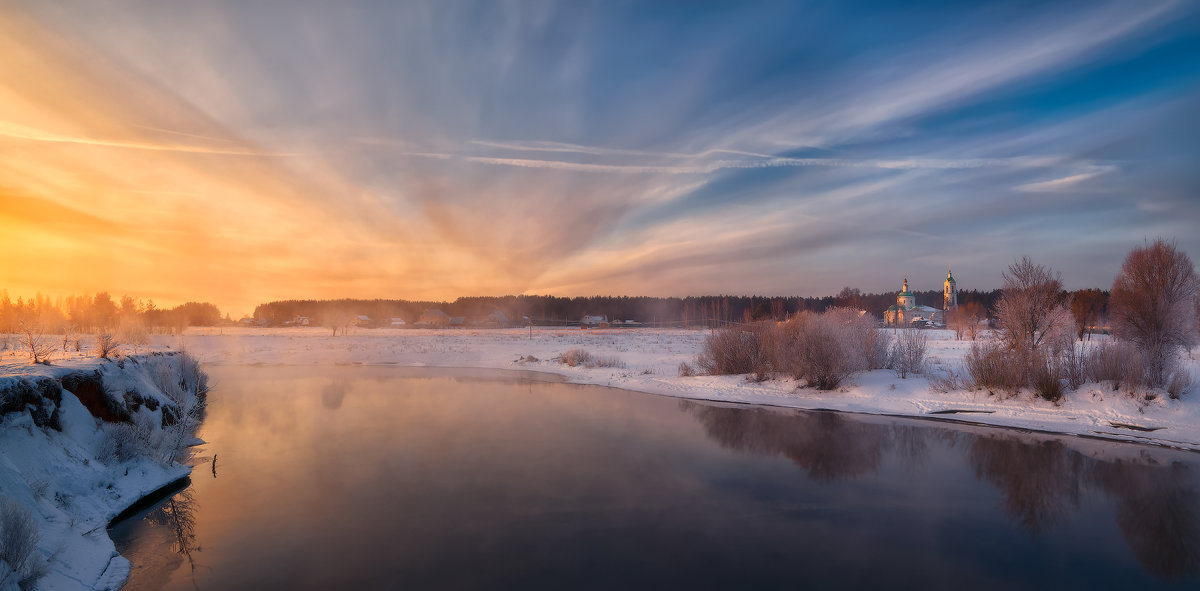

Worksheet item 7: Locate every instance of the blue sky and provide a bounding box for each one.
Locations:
[2,0,1197,313]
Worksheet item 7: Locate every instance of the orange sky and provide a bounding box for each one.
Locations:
[0,10,524,316]
[4,2,1196,318]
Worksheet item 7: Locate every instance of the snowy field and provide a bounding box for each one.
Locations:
[124,326,1200,452]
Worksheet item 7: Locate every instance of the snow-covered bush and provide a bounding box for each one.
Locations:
[93,353,209,466]
[560,348,593,367]
[0,499,44,590]
[557,348,625,369]
[16,319,54,365]
[150,353,208,464]
[94,331,119,359]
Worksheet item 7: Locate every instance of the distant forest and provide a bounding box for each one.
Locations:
[0,291,222,334]
[252,289,1019,328]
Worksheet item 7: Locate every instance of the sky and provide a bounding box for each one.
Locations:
[1,0,1197,317]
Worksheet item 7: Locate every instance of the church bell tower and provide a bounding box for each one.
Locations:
[944,267,958,311]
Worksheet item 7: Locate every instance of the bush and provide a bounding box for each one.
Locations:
[0,499,42,590]
[558,349,625,369]
[1167,369,1192,400]
[772,313,855,390]
[560,348,594,367]
[678,361,696,377]
[1086,341,1145,392]
[95,331,120,359]
[697,324,770,378]
[891,328,927,379]
[928,364,965,393]
[964,341,1025,394]
[1032,358,1065,402]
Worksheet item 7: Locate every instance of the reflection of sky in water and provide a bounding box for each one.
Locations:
[113,366,1200,589]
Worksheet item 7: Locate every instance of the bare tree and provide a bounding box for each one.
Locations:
[323,308,354,336]
[95,330,120,359]
[1069,289,1108,341]
[1109,239,1200,387]
[16,318,54,364]
[995,257,1073,357]
[961,301,987,341]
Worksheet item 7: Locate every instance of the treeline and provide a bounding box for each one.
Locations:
[0,291,222,334]
[251,289,1110,329]
[253,289,1046,328]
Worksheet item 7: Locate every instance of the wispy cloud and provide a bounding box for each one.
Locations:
[1,0,1194,311]
[1014,165,1116,192]
[0,121,292,156]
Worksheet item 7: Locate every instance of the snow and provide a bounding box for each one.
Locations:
[0,358,193,591]
[163,326,1200,450]
[4,326,1197,590]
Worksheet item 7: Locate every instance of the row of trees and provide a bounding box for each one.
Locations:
[253,288,1114,332]
[967,239,1197,398]
[0,291,222,335]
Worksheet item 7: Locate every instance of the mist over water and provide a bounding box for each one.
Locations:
[112,366,1200,589]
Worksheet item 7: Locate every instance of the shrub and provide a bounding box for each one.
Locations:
[1032,357,1065,402]
[964,341,1025,394]
[560,348,594,367]
[678,361,696,377]
[1167,369,1192,400]
[590,355,626,369]
[557,349,624,369]
[0,499,42,590]
[697,324,770,378]
[1086,341,1144,392]
[891,328,927,379]
[928,364,965,393]
[95,331,120,359]
[780,313,854,390]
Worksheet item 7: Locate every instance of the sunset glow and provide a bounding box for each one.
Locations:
[2,1,1197,315]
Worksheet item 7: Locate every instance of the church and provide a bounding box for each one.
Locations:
[884,268,957,327]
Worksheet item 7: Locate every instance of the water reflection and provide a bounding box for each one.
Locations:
[321,380,348,410]
[683,401,1200,578]
[111,489,202,590]
[682,403,884,480]
[968,436,1082,532]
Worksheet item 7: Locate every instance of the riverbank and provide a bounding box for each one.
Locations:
[160,326,1200,451]
[0,354,205,591]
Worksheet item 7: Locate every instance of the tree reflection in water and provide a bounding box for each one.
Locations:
[968,436,1083,532]
[1093,460,1200,578]
[115,488,203,591]
[682,400,1200,578]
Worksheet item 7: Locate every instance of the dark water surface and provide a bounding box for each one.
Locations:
[111,365,1200,590]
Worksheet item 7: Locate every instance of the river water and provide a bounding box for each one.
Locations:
[111,365,1200,589]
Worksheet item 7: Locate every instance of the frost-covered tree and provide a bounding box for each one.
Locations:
[1109,240,1200,387]
[16,318,54,364]
[995,257,1073,357]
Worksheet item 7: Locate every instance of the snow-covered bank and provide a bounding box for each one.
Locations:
[0,354,205,591]
[163,327,1200,451]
